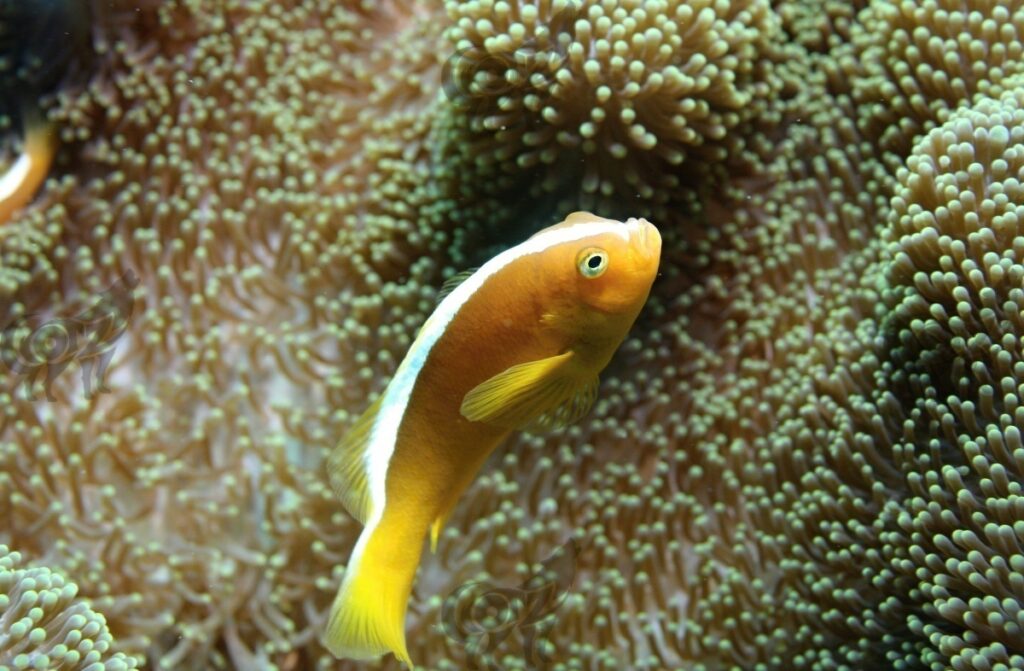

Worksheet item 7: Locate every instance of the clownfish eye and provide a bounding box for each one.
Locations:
[576,248,608,278]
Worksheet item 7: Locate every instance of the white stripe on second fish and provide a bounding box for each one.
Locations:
[0,152,33,202]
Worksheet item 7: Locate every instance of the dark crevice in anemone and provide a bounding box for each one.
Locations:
[0,0,92,109]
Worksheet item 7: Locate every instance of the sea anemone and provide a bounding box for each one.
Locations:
[440,0,791,219]
[849,0,1024,162]
[1,0,1023,669]
[3,1,451,668]
[0,545,138,670]
[875,83,1024,668]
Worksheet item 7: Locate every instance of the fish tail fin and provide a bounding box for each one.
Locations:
[323,517,423,669]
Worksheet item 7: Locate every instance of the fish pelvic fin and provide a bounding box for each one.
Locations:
[430,519,441,554]
[429,512,451,554]
[326,394,384,525]
[323,516,421,669]
[460,351,600,431]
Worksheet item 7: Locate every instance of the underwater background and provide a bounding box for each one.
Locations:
[1,0,1024,669]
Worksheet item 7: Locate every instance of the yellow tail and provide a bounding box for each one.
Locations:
[322,512,425,668]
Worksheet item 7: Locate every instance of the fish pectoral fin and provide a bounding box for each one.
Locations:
[326,395,384,525]
[528,374,600,432]
[460,351,600,431]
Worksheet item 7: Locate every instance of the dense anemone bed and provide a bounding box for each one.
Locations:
[1,0,1023,669]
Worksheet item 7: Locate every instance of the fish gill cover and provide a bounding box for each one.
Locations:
[0,0,1021,669]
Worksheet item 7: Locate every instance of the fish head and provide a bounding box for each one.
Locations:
[537,213,661,348]
[568,215,661,316]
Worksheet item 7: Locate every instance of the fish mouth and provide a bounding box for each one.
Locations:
[627,217,662,261]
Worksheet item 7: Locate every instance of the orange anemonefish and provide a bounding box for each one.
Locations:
[0,107,56,225]
[323,211,662,667]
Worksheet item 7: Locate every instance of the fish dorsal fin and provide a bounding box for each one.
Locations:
[530,211,619,238]
[563,211,617,226]
[436,267,478,305]
[460,351,599,432]
[326,395,383,525]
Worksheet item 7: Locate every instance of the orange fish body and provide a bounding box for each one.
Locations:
[0,108,56,225]
[324,212,662,667]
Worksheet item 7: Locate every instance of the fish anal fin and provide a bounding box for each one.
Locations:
[460,351,599,431]
[326,395,383,525]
